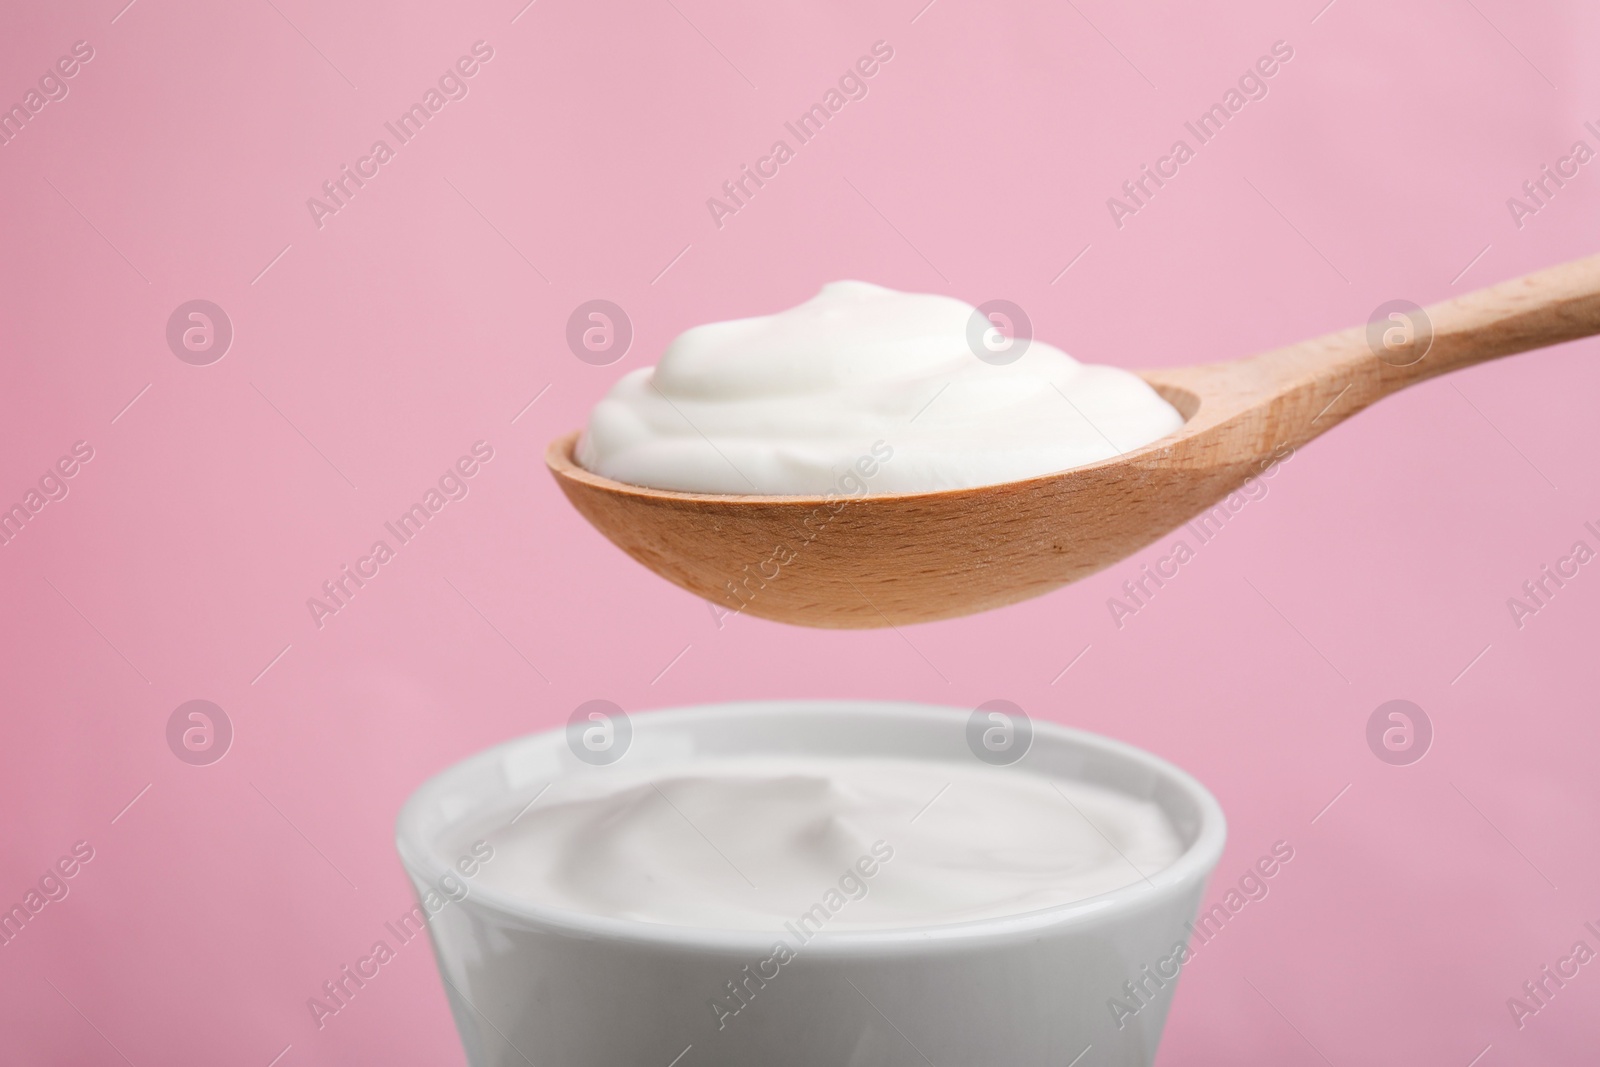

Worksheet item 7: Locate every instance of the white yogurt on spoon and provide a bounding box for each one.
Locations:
[577,281,1183,495]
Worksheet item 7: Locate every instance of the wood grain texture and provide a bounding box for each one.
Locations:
[548,253,1600,628]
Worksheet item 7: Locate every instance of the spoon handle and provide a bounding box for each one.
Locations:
[1184,251,1600,451]
[1382,250,1600,387]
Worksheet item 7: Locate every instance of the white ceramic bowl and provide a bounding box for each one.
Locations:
[395,700,1226,1067]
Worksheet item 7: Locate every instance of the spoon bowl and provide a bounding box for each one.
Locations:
[549,254,1600,628]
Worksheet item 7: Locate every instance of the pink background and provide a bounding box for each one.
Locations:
[3,0,1599,1063]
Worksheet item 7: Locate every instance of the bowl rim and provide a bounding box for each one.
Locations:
[394,700,1227,957]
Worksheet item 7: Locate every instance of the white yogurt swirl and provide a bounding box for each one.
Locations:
[576,281,1183,495]
[460,756,1183,931]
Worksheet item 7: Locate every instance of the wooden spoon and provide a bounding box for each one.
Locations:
[548,254,1600,628]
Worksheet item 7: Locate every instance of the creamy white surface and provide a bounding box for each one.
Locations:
[457,756,1184,930]
[576,281,1183,495]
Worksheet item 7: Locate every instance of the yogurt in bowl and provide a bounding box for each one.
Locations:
[395,701,1225,1067]
[460,753,1184,932]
